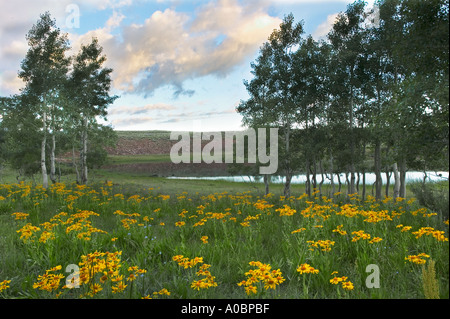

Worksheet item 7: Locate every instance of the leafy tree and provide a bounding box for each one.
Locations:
[17,12,70,188]
[0,95,42,180]
[328,0,368,195]
[68,37,118,185]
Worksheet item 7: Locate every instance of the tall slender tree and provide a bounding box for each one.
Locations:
[328,1,367,195]
[18,12,70,188]
[68,38,118,185]
[267,13,304,198]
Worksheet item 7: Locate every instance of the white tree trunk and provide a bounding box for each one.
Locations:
[80,117,88,185]
[393,162,400,199]
[283,123,291,198]
[329,151,335,197]
[72,145,80,184]
[50,133,56,184]
[41,111,48,188]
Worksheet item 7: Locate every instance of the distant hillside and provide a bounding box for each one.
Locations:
[109,131,174,155]
[109,130,245,156]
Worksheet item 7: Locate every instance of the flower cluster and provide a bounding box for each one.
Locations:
[253,199,274,211]
[172,255,204,269]
[291,227,306,234]
[64,210,107,241]
[74,250,145,296]
[191,264,218,290]
[238,261,285,295]
[332,224,347,236]
[396,224,412,232]
[143,288,171,299]
[351,230,371,242]
[307,239,335,252]
[173,255,217,291]
[296,263,319,275]
[275,205,296,216]
[11,212,29,220]
[329,271,354,290]
[127,266,147,282]
[405,253,430,265]
[33,265,65,292]
[0,279,12,293]
[412,227,448,242]
[16,223,41,243]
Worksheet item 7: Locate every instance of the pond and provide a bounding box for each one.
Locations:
[167,171,449,185]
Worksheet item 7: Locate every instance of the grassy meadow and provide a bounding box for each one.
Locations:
[0,178,448,299]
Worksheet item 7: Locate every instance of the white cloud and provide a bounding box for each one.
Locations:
[0,70,25,95]
[0,0,280,97]
[94,0,281,96]
[312,12,339,40]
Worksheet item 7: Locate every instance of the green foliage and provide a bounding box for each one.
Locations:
[409,181,449,220]
[237,0,448,201]
[1,12,117,186]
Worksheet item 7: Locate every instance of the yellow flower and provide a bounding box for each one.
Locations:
[245,285,257,295]
[405,253,430,265]
[297,263,319,275]
[330,276,347,285]
[33,266,64,292]
[0,280,11,292]
[369,237,383,244]
[11,212,29,220]
[291,228,306,234]
[264,278,277,290]
[342,281,354,290]
[158,288,171,296]
[201,236,208,244]
[175,221,185,227]
[112,281,127,293]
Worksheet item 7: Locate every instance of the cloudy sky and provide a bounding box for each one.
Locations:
[0,0,373,132]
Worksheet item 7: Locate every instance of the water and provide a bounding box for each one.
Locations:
[167,171,449,185]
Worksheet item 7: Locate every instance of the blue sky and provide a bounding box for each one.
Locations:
[0,0,374,132]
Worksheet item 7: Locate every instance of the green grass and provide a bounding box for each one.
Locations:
[0,180,448,299]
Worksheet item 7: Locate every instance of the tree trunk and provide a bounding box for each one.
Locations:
[374,139,382,200]
[337,173,342,193]
[283,124,291,198]
[41,111,48,189]
[264,174,270,195]
[385,170,391,198]
[305,158,311,197]
[393,162,400,199]
[80,116,88,185]
[362,169,366,201]
[319,160,324,196]
[356,171,360,193]
[349,82,356,195]
[329,151,335,198]
[312,156,317,191]
[72,145,80,184]
[345,172,350,195]
[50,134,56,184]
[399,157,407,198]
